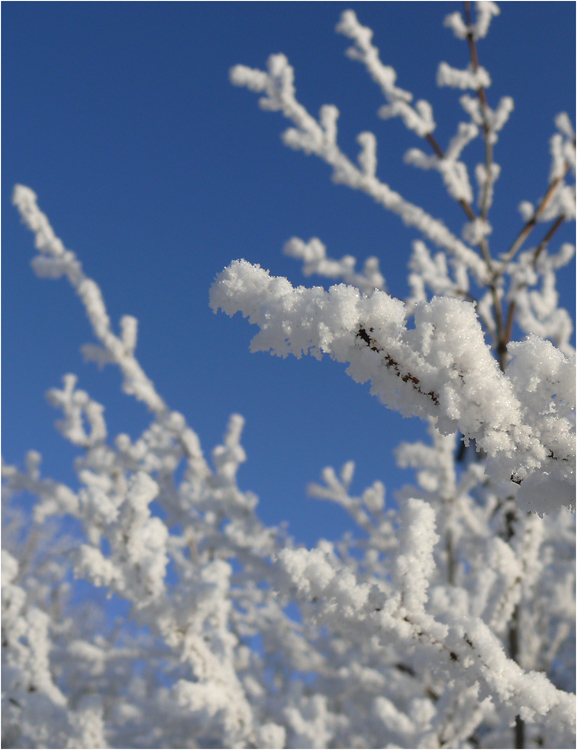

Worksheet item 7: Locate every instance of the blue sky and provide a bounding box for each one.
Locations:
[3,2,575,549]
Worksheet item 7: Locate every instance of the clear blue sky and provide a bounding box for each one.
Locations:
[3,2,575,549]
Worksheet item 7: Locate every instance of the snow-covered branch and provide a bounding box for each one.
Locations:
[5,2,575,747]
[211,260,575,514]
[230,55,489,284]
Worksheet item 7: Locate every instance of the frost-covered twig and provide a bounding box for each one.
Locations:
[335,10,436,139]
[230,54,489,285]
[278,498,576,739]
[12,185,211,483]
[283,237,386,293]
[498,115,576,272]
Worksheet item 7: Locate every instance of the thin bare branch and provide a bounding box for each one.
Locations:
[463,2,494,221]
[532,214,566,266]
[498,161,572,272]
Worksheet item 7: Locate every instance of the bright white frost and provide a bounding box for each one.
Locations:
[444,1,500,41]
[229,38,489,286]
[5,2,577,748]
[277,497,575,736]
[404,122,478,204]
[437,62,491,91]
[284,236,386,293]
[395,498,439,612]
[335,10,436,138]
[210,260,575,514]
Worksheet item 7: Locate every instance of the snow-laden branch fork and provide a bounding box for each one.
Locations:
[210,260,575,515]
[278,498,575,735]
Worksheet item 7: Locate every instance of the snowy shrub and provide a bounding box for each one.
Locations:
[3,3,575,748]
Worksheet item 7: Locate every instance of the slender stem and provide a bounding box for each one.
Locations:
[463,3,489,108]
[504,300,516,348]
[509,605,525,749]
[463,1,494,222]
[514,714,525,749]
[532,214,565,266]
[425,132,445,160]
[505,505,525,749]
[501,214,565,350]
[424,138,481,224]
[461,2,510,369]
[427,93,505,367]
[498,161,572,273]
[446,529,455,586]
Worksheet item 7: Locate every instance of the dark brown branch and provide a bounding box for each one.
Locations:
[356,327,440,405]
[425,133,445,160]
[461,1,509,370]
[502,212,566,354]
[504,507,525,749]
[446,529,456,586]
[463,2,489,112]
[464,1,493,221]
[424,29,504,360]
[532,214,566,267]
[503,300,516,350]
[498,161,572,272]
[424,137,479,225]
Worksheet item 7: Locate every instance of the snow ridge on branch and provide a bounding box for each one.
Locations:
[211,260,575,514]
